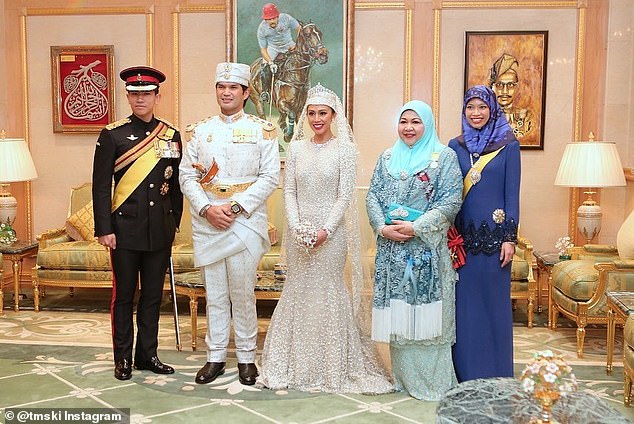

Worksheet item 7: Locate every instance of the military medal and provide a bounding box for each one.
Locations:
[469,168,481,184]
[469,153,481,184]
[164,165,173,179]
[430,152,440,169]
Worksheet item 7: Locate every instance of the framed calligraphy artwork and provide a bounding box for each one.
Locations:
[228,0,353,159]
[464,31,548,150]
[51,45,115,133]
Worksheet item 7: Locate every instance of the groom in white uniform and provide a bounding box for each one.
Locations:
[179,62,280,385]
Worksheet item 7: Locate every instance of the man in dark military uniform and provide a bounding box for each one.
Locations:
[92,65,183,381]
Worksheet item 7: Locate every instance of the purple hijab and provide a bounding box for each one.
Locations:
[461,85,516,155]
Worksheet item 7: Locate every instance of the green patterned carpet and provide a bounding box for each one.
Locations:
[0,288,632,423]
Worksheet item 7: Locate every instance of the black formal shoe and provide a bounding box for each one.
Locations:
[114,358,132,381]
[195,362,226,384]
[237,363,258,386]
[134,356,174,374]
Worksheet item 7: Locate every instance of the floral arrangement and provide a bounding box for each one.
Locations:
[0,222,17,244]
[520,350,577,397]
[555,236,574,257]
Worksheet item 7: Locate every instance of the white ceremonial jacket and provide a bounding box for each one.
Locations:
[179,111,280,267]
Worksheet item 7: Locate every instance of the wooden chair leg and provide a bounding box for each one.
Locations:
[576,325,586,358]
[552,308,559,330]
[625,372,632,406]
[527,298,534,329]
[188,295,198,351]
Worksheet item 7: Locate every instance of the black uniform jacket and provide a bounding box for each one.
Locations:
[92,114,183,251]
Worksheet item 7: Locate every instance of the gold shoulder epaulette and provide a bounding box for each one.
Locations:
[156,116,180,132]
[185,116,214,133]
[106,117,131,130]
[247,115,277,140]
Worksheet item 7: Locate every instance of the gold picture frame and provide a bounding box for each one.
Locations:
[51,45,116,134]
[464,31,548,150]
[226,0,354,158]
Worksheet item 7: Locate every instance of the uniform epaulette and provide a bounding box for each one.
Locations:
[247,115,277,140]
[156,116,180,132]
[106,117,131,130]
[185,116,214,133]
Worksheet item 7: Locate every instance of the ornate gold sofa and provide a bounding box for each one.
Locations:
[32,183,284,311]
[549,244,634,357]
[624,313,634,406]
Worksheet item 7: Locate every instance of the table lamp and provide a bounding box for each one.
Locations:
[0,130,38,238]
[554,133,626,243]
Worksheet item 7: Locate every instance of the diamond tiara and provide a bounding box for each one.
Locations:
[306,83,339,111]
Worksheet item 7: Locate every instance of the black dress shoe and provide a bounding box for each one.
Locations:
[237,363,258,386]
[114,358,132,381]
[195,362,225,384]
[134,356,174,374]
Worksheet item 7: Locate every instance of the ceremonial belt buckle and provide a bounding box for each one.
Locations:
[203,182,253,198]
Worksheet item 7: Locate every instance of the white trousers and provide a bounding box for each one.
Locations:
[202,246,262,363]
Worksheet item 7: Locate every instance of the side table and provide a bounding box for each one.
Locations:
[436,377,629,423]
[533,251,563,326]
[0,241,38,312]
[606,291,634,374]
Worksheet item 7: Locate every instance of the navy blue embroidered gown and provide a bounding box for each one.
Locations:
[448,138,521,382]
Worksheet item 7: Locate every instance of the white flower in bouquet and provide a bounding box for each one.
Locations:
[520,350,577,397]
[554,236,573,256]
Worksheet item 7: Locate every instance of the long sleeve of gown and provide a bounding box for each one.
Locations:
[322,142,358,233]
[503,141,521,242]
[284,142,301,232]
[366,154,387,232]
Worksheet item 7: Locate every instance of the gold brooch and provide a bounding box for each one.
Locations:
[492,209,506,224]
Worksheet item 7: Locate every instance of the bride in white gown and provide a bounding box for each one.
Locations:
[258,84,393,393]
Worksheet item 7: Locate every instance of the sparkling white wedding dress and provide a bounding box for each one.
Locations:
[259,138,393,393]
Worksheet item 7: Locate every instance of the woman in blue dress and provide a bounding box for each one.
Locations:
[449,85,521,382]
[366,100,463,400]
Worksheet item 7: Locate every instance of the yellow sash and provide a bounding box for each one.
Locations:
[111,125,175,212]
[462,146,505,200]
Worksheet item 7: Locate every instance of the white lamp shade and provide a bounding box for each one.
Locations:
[0,138,38,182]
[554,141,626,187]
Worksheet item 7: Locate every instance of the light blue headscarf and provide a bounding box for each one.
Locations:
[386,100,445,179]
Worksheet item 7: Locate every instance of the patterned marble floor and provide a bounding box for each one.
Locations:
[0,288,632,423]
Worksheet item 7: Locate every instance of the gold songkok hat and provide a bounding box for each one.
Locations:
[215,62,250,86]
[305,83,339,111]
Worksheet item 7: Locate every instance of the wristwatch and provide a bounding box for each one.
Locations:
[199,204,212,217]
[230,200,243,215]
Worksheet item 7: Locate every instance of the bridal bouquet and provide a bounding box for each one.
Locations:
[295,221,319,250]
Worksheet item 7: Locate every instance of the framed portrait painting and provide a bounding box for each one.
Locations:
[51,45,115,133]
[228,0,353,158]
[464,31,548,150]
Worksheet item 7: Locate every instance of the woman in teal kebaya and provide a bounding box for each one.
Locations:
[366,100,463,400]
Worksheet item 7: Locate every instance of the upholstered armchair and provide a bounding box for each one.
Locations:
[510,234,537,327]
[32,183,284,311]
[624,313,634,406]
[549,244,634,357]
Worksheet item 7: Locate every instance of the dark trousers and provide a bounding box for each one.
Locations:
[110,247,170,364]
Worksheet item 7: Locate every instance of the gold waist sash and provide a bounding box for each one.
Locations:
[203,182,253,198]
